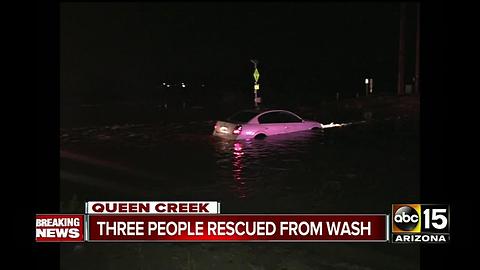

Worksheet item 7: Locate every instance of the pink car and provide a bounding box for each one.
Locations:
[213,109,322,140]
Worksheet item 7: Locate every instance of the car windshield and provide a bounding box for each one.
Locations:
[227,111,259,123]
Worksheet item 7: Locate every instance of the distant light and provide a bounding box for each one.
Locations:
[162,82,166,85]
[365,79,369,84]
[181,83,186,88]
[201,84,205,87]
[167,85,170,87]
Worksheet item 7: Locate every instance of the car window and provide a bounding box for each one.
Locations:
[227,111,259,123]
[258,112,283,124]
[279,112,303,123]
[258,111,303,124]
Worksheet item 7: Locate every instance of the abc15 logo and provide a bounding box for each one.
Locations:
[392,204,450,233]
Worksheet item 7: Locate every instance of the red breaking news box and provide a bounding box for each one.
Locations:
[36,214,84,242]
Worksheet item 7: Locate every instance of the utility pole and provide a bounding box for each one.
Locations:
[414,3,420,94]
[397,3,406,96]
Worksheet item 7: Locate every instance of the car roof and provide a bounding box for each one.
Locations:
[238,108,293,114]
[227,109,304,123]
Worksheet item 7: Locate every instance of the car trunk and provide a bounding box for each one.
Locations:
[213,121,240,136]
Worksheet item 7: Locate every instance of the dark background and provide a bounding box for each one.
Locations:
[60,2,419,108]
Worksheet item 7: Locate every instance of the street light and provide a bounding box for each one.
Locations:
[365,78,369,97]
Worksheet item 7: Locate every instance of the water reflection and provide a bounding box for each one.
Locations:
[232,142,247,198]
[213,130,324,199]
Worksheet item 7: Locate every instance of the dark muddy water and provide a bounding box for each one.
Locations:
[60,118,419,270]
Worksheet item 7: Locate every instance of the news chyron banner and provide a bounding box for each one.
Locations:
[35,201,449,243]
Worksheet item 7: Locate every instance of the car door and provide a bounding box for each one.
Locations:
[278,111,304,133]
[257,112,289,135]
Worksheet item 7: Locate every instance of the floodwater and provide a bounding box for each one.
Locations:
[60,117,420,270]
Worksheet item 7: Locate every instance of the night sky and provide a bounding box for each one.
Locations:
[61,2,418,104]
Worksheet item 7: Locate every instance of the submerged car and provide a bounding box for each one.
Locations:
[213,109,322,140]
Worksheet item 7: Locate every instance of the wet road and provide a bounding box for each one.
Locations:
[60,117,419,270]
